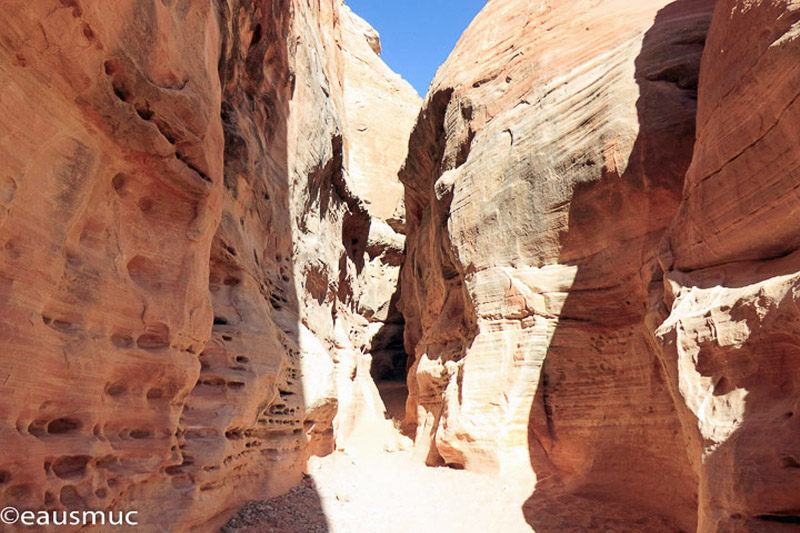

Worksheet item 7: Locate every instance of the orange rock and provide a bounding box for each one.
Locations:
[654,1,800,530]
[0,1,224,529]
[400,0,800,530]
[398,0,713,530]
[0,0,417,530]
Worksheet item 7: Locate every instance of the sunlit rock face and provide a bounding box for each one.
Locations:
[398,0,713,529]
[0,0,417,530]
[400,0,800,530]
[653,1,800,530]
[0,1,225,529]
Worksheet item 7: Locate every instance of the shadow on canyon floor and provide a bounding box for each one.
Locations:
[523,1,711,531]
[221,475,329,533]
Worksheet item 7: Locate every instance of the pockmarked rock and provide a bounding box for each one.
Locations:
[0,1,418,530]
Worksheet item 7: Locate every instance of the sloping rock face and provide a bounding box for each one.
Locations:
[398,0,713,529]
[653,1,800,530]
[400,0,800,530]
[0,0,416,531]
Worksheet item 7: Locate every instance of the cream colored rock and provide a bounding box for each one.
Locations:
[398,0,713,530]
[339,5,421,221]
[0,0,418,531]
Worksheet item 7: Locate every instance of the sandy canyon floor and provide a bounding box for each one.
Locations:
[222,446,533,533]
[223,380,532,533]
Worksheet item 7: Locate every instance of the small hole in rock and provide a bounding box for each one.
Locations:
[59,485,81,507]
[781,456,800,469]
[250,24,262,48]
[225,429,243,440]
[165,465,183,476]
[712,376,731,396]
[111,173,127,193]
[137,197,154,213]
[106,382,126,397]
[103,60,117,76]
[48,418,82,434]
[137,325,170,350]
[111,334,133,348]
[146,388,163,400]
[112,82,129,102]
[51,455,90,480]
[135,107,153,121]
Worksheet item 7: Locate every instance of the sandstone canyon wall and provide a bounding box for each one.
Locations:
[652,1,800,530]
[0,0,417,531]
[398,0,800,531]
[1,0,798,531]
[399,3,712,529]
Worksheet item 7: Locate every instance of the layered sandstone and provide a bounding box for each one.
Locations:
[398,0,712,530]
[399,0,800,531]
[3,0,797,530]
[652,1,800,530]
[0,1,417,531]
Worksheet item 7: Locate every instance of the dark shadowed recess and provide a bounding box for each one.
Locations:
[371,287,410,424]
[524,1,712,531]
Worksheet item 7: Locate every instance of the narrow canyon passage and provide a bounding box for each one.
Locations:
[0,0,798,532]
[369,303,410,424]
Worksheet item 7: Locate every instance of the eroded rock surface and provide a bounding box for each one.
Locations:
[653,1,800,530]
[399,0,800,531]
[2,0,797,530]
[398,0,711,530]
[0,0,417,531]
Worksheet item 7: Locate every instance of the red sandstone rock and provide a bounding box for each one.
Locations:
[2,0,797,530]
[0,1,417,531]
[399,0,800,531]
[653,1,800,530]
[398,0,713,530]
[0,2,225,529]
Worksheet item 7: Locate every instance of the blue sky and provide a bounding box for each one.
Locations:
[346,1,487,96]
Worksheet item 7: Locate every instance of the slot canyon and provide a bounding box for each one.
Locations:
[0,0,798,531]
